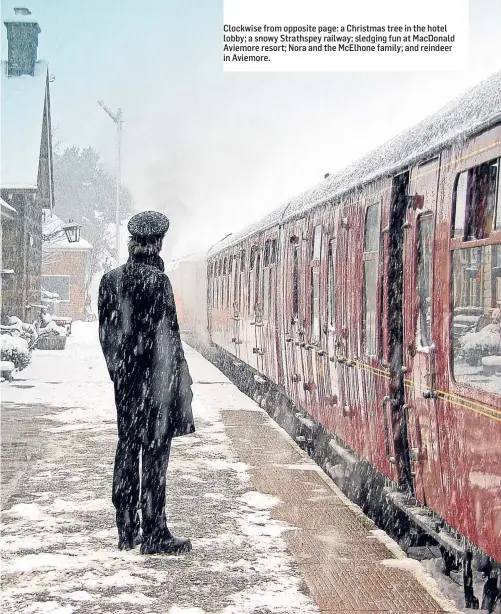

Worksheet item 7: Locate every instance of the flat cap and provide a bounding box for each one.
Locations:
[127,211,170,238]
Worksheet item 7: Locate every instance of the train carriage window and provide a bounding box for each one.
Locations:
[249,246,258,314]
[452,244,501,396]
[207,263,213,308]
[452,159,501,395]
[328,241,336,327]
[264,240,271,267]
[453,158,500,240]
[417,215,434,348]
[292,245,299,318]
[363,203,381,356]
[312,225,322,260]
[255,252,262,316]
[227,256,233,308]
[271,239,277,264]
[238,250,245,314]
[216,260,221,308]
[310,225,322,343]
[231,255,238,312]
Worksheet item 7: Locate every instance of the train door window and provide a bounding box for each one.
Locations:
[255,252,262,315]
[292,244,299,319]
[310,225,322,343]
[453,158,500,240]
[416,215,434,348]
[264,240,271,267]
[208,263,214,309]
[228,256,233,308]
[263,241,271,318]
[216,260,220,308]
[271,239,277,264]
[328,241,336,327]
[239,250,245,312]
[363,203,381,356]
[249,246,257,314]
[312,225,322,260]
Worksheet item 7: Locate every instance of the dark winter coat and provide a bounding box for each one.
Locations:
[98,253,195,439]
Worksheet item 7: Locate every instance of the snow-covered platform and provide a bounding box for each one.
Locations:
[1,323,460,614]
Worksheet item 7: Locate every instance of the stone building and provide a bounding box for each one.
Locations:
[0,7,55,320]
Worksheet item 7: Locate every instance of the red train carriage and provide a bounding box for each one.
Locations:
[169,71,501,611]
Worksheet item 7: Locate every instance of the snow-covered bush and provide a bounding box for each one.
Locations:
[459,325,501,366]
[0,334,31,371]
[43,321,67,337]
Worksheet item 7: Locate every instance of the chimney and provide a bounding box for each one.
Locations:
[3,8,41,77]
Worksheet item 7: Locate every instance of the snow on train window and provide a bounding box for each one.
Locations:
[417,215,433,348]
[452,244,501,395]
[453,158,500,240]
[363,203,381,356]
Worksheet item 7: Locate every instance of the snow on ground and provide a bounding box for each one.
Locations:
[1,322,318,614]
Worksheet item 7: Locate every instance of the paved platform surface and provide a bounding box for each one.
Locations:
[1,322,460,614]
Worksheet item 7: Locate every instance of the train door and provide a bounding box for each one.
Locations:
[247,246,259,370]
[253,250,265,373]
[283,221,306,408]
[337,205,358,424]
[326,209,340,410]
[262,238,279,382]
[231,252,242,357]
[401,159,443,503]
[305,222,324,419]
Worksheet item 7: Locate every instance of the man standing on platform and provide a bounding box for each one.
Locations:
[98,211,195,555]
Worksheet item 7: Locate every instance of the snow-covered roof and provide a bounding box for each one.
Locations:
[0,196,17,214]
[209,70,501,257]
[0,60,48,188]
[48,236,93,251]
[42,212,93,251]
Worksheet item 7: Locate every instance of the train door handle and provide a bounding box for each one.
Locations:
[382,396,396,465]
[423,388,438,400]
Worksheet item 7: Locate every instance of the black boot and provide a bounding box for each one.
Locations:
[140,528,192,555]
[117,510,142,551]
[118,528,142,551]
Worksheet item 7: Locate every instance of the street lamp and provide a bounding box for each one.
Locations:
[98,99,123,266]
[62,220,81,243]
[42,219,81,243]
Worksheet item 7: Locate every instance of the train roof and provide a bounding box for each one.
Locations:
[208,70,501,257]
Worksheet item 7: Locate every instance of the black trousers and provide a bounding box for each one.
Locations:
[112,378,172,538]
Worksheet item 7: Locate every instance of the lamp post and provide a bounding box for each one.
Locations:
[97,100,123,266]
[61,220,82,243]
[42,220,82,243]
